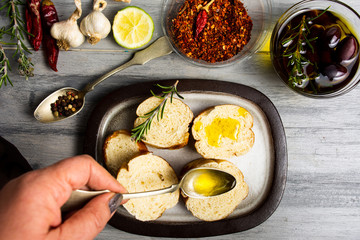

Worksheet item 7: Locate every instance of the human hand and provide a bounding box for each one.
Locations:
[0,155,127,240]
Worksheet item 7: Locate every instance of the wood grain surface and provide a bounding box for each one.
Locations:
[1,0,359,239]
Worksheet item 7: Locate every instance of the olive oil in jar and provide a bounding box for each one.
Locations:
[272,9,359,95]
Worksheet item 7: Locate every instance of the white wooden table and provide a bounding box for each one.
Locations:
[1,0,360,239]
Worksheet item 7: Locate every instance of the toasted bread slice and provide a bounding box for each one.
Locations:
[134,96,194,149]
[117,153,179,221]
[192,104,255,159]
[181,159,248,221]
[103,130,148,176]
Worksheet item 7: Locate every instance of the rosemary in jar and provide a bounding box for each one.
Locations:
[272,8,359,95]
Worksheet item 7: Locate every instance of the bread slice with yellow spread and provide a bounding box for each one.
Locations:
[103,130,148,176]
[117,153,179,221]
[134,96,194,149]
[192,104,255,159]
[181,159,248,221]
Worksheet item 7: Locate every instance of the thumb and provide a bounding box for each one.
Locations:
[48,193,119,240]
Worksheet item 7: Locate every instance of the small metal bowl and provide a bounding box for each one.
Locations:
[162,0,272,67]
[270,0,360,98]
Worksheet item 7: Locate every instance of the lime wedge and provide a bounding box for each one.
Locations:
[112,7,154,49]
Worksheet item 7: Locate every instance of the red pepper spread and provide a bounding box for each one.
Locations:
[172,0,253,63]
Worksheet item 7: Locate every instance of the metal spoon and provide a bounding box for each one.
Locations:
[34,36,173,123]
[61,167,236,212]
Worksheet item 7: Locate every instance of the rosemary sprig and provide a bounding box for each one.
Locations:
[0,0,34,88]
[281,7,330,87]
[131,80,184,142]
[0,38,12,87]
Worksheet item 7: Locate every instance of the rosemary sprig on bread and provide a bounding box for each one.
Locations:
[131,80,184,142]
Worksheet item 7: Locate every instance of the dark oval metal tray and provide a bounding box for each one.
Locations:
[83,79,287,238]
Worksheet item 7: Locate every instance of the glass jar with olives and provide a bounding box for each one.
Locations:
[271,0,360,97]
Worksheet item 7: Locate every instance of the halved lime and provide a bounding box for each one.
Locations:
[112,6,154,49]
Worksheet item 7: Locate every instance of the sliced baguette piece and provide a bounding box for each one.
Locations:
[192,104,255,159]
[134,96,194,149]
[117,153,179,221]
[181,159,248,221]
[103,130,148,176]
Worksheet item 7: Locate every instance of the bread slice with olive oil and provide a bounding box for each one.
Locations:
[192,104,255,159]
[181,159,248,221]
[103,130,148,176]
[133,96,194,149]
[117,153,179,221]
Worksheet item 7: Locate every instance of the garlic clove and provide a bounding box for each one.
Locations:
[51,20,85,50]
[80,0,111,45]
[50,0,84,50]
[80,10,111,45]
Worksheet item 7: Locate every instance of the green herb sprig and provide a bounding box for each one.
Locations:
[0,0,34,88]
[281,7,329,87]
[131,80,184,142]
[0,41,11,87]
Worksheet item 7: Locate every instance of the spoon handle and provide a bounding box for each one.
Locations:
[122,184,178,200]
[61,184,179,212]
[81,59,135,94]
[81,36,173,94]
[61,189,110,212]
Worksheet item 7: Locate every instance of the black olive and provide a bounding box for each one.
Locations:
[335,36,359,62]
[322,64,347,80]
[324,25,341,48]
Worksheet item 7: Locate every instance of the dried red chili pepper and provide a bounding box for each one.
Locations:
[41,0,59,30]
[195,10,207,39]
[25,0,42,51]
[42,34,59,72]
[41,0,59,72]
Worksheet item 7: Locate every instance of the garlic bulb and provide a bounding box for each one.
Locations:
[50,0,85,50]
[80,0,111,45]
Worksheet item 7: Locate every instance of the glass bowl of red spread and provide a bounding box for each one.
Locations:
[162,0,272,67]
[270,0,360,98]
